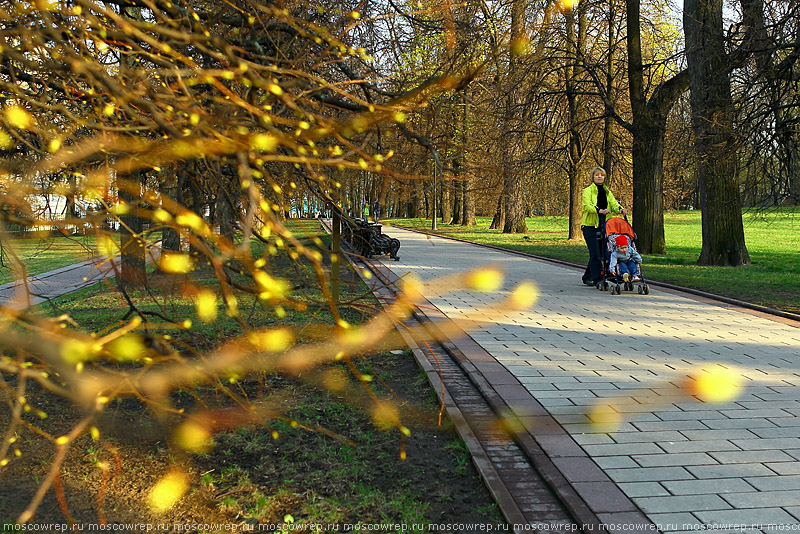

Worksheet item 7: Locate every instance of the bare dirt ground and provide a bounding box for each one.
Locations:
[1,350,505,530]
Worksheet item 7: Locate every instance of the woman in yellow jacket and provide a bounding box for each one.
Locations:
[581,167,627,287]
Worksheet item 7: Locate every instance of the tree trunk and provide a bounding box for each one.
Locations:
[119,170,147,287]
[603,0,618,181]
[501,0,527,234]
[631,121,667,254]
[414,181,425,219]
[159,169,181,251]
[565,5,586,241]
[462,175,476,226]
[441,178,452,224]
[117,5,147,286]
[216,176,237,245]
[626,0,688,254]
[489,194,504,229]
[460,92,476,226]
[685,0,750,266]
[451,179,462,224]
[452,101,463,225]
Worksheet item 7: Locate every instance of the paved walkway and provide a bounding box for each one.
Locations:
[0,258,117,309]
[378,225,800,533]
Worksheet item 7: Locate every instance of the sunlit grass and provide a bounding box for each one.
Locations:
[388,208,800,313]
[0,234,97,284]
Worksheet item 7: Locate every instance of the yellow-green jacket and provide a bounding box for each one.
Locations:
[581,184,622,228]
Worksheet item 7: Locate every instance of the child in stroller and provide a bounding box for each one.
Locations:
[604,218,650,295]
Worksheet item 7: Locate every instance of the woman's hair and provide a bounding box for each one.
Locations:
[590,167,606,180]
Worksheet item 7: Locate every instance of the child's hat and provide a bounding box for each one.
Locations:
[615,235,628,247]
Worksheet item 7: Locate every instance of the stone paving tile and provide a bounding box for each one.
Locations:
[686,464,778,478]
[749,427,800,439]
[582,443,665,456]
[659,440,740,454]
[618,482,671,498]
[632,452,718,467]
[732,438,800,450]
[680,429,761,440]
[784,508,800,522]
[610,430,687,443]
[606,466,694,483]
[632,420,710,432]
[661,478,756,495]
[553,414,592,424]
[770,417,800,427]
[635,495,732,514]
[657,411,734,421]
[595,456,640,469]
[702,419,779,430]
[709,450,796,463]
[744,475,800,491]
[693,508,800,526]
[765,462,800,475]
[572,433,615,445]
[646,513,702,531]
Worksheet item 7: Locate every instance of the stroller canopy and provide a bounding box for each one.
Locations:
[606,217,636,241]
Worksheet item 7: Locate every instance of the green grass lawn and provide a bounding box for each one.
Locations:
[387,209,800,314]
[0,233,97,284]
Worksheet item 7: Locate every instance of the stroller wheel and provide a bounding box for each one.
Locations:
[637,285,643,294]
[643,285,650,295]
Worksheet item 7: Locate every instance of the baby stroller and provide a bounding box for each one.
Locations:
[602,217,650,295]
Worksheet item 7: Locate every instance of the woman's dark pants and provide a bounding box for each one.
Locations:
[582,225,604,285]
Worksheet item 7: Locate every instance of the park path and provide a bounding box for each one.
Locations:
[0,257,117,310]
[377,225,800,533]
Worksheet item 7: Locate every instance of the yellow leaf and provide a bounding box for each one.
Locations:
[250,133,278,152]
[174,421,212,453]
[160,252,194,274]
[465,268,504,292]
[401,276,424,302]
[587,404,622,432]
[557,0,578,13]
[323,368,348,392]
[194,289,217,323]
[5,106,32,129]
[174,211,207,234]
[152,208,172,223]
[253,271,290,299]
[148,470,189,512]
[510,36,531,57]
[106,335,145,362]
[61,339,95,364]
[247,328,294,352]
[0,130,12,149]
[510,282,539,311]
[371,401,400,431]
[97,235,118,258]
[689,366,742,403]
